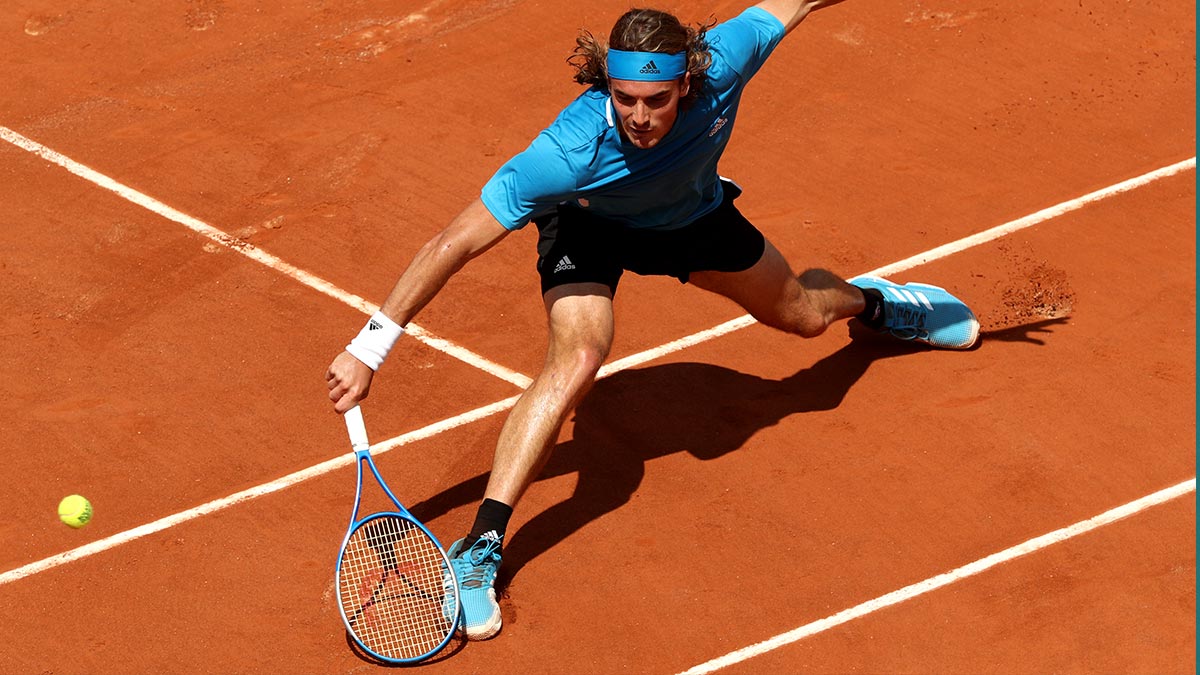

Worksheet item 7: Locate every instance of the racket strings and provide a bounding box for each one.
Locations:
[338,515,457,660]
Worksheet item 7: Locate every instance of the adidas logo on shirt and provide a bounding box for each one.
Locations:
[639,60,660,75]
[553,256,576,273]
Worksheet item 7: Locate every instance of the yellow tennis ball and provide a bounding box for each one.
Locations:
[58,494,93,528]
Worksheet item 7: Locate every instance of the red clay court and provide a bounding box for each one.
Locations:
[0,1,1194,673]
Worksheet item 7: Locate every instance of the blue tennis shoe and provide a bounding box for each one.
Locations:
[851,275,980,350]
[446,532,503,640]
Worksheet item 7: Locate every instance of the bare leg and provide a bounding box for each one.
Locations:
[689,239,864,337]
[482,282,615,507]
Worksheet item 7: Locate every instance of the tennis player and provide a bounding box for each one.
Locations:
[326,0,979,641]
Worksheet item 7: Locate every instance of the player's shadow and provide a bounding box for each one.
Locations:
[408,316,1065,587]
[407,328,915,580]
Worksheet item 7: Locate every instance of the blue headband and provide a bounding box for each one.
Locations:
[607,49,687,82]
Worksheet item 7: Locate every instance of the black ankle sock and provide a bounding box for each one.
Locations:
[463,498,513,549]
[857,287,886,329]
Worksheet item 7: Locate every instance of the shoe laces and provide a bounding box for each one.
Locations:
[453,536,501,589]
[882,294,931,340]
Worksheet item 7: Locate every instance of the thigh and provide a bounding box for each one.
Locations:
[691,241,865,335]
[688,239,805,328]
[542,282,616,367]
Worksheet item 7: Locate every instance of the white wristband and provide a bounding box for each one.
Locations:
[345,311,405,371]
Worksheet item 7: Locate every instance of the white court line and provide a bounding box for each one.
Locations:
[676,478,1197,675]
[3,119,1192,386]
[871,157,1196,278]
[599,156,1196,377]
[0,394,522,586]
[0,144,1193,585]
[0,125,533,390]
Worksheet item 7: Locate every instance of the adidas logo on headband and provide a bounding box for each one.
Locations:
[608,49,686,81]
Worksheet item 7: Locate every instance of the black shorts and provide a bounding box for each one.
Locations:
[533,181,766,295]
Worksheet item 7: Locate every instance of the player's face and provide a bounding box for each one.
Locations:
[609,75,690,150]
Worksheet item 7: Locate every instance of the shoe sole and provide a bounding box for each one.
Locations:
[464,614,502,641]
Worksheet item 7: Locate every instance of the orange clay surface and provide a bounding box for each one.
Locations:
[0,1,1194,673]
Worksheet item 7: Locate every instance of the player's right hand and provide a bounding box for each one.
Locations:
[326,351,375,413]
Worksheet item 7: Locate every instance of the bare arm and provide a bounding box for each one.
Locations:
[755,0,848,35]
[376,198,509,326]
[325,198,510,412]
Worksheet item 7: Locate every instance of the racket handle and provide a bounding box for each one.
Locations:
[344,404,371,451]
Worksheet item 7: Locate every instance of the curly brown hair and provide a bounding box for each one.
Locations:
[568,8,714,105]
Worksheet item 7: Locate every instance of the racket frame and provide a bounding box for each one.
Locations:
[334,405,460,664]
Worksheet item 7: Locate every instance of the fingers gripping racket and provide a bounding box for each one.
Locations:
[335,405,460,663]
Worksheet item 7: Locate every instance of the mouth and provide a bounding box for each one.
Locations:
[621,122,658,147]
[624,125,656,143]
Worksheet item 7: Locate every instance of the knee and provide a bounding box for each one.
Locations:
[572,342,609,379]
[547,340,608,387]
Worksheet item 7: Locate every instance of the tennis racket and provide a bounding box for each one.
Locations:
[335,404,460,663]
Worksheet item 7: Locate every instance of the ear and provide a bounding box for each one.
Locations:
[680,72,691,97]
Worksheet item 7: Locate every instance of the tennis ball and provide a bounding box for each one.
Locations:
[58,494,93,528]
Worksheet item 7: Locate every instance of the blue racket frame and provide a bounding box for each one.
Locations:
[335,405,460,664]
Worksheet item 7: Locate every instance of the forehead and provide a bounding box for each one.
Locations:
[609,78,678,98]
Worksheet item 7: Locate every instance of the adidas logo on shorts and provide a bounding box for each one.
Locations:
[553,255,576,273]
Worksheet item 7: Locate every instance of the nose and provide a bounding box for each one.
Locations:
[630,102,650,128]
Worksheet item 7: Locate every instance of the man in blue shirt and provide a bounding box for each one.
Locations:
[326,0,979,641]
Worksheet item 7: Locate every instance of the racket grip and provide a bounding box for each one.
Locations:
[344,404,371,451]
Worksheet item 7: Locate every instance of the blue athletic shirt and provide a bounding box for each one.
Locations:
[480,6,786,231]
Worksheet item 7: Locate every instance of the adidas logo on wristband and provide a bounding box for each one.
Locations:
[347,312,405,371]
